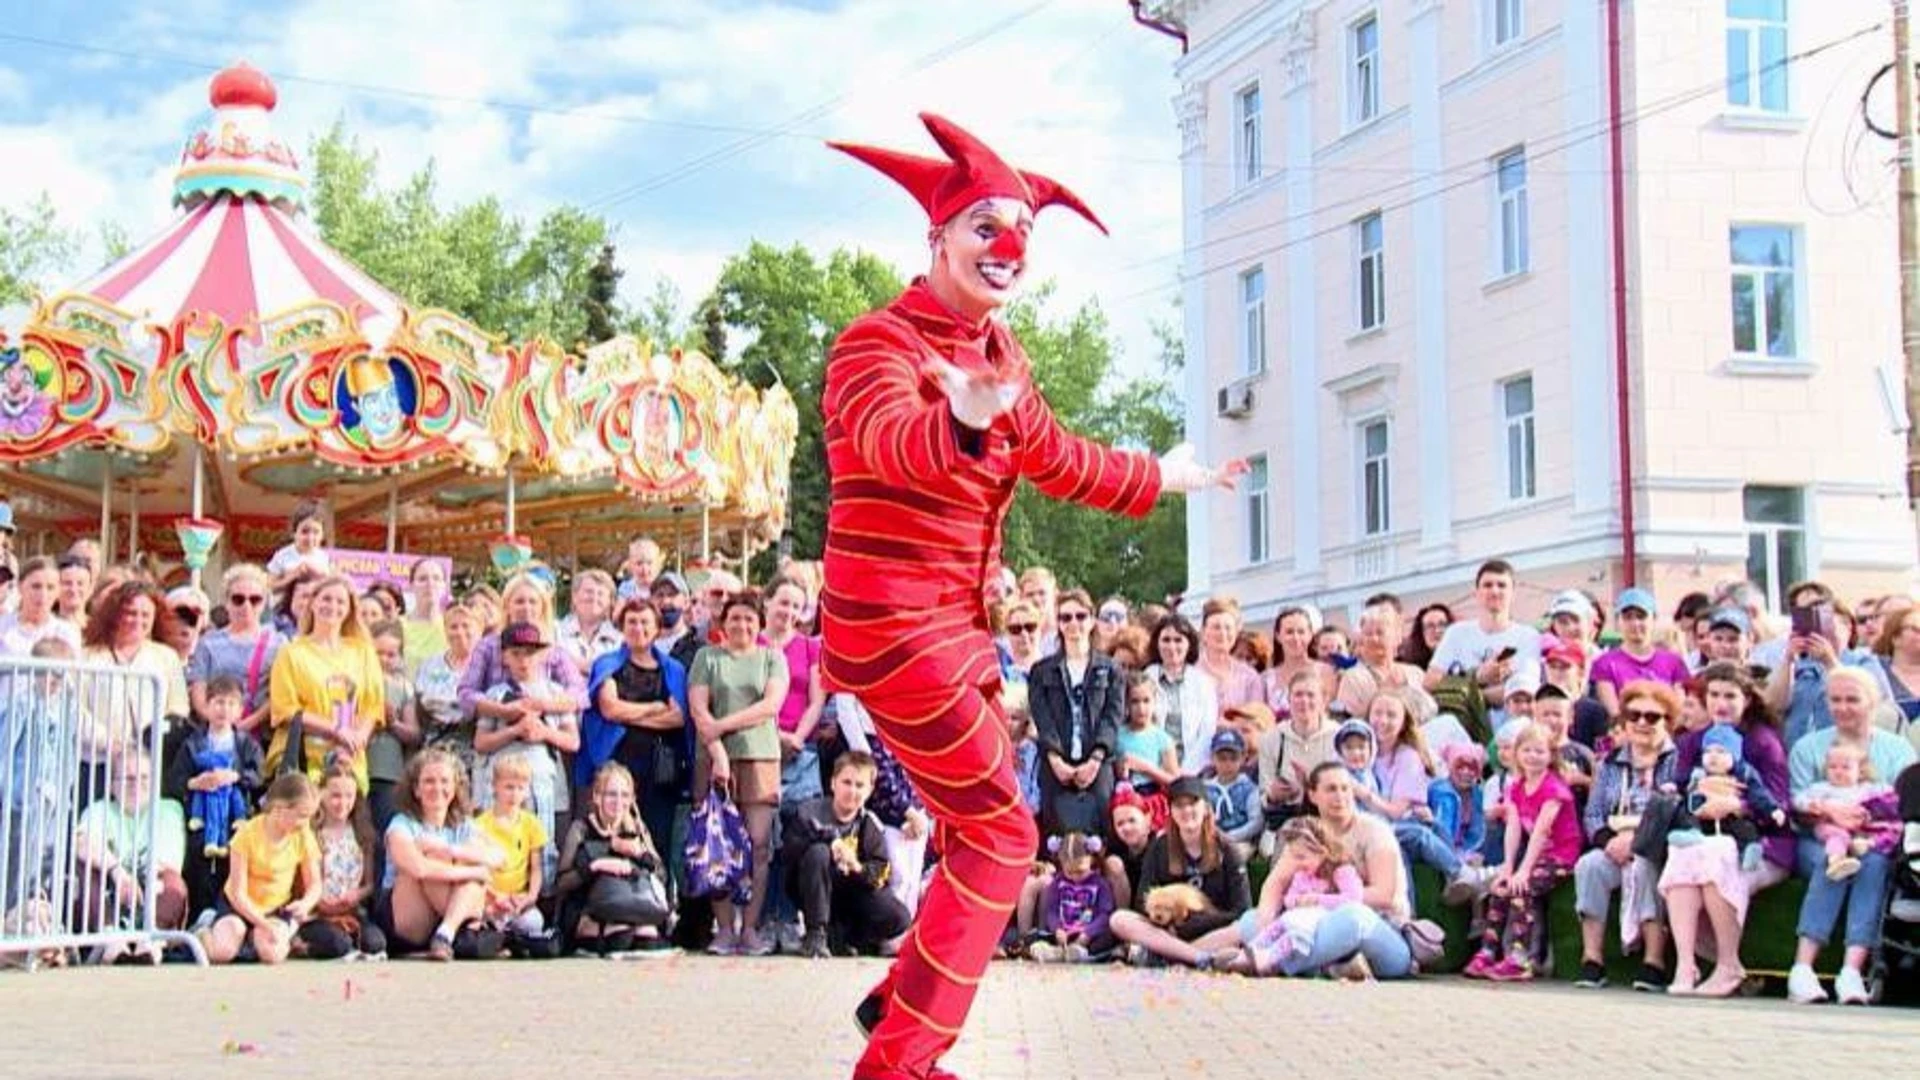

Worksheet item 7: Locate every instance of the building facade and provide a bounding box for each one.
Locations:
[1151,0,1916,625]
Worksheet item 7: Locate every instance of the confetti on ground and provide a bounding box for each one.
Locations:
[343,978,359,1001]
[220,1039,260,1056]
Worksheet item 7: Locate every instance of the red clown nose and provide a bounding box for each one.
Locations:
[987,228,1027,262]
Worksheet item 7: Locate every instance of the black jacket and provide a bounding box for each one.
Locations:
[162,725,266,809]
[1028,652,1122,767]
[780,796,891,891]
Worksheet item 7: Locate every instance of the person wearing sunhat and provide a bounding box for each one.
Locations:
[1592,587,1690,718]
[818,112,1246,1079]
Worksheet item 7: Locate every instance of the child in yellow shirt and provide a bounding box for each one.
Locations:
[474,752,548,938]
[198,773,321,965]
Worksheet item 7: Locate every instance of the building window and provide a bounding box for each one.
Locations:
[1730,224,1798,359]
[1245,454,1270,564]
[1743,485,1806,613]
[1490,0,1523,48]
[1495,148,1529,277]
[1359,419,1390,537]
[1350,14,1380,127]
[1501,375,1536,501]
[1239,266,1267,376]
[1236,83,1262,187]
[1356,212,1386,332]
[1726,0,1788,113]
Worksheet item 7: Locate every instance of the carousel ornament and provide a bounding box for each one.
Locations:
[173,516,225,572]
[488,533,534,575]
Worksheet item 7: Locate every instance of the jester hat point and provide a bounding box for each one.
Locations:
[829,112,1107,235]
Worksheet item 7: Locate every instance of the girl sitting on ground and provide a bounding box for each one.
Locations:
[556,761,669,955]
[296,764,386,960]
[1027,832,1116,963]
[1107,776,1250,969]
[197,773,321,965]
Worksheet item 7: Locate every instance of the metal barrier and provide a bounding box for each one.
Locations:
[0,655,206,969]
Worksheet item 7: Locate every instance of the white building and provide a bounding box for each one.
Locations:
[1145,0,1917,625]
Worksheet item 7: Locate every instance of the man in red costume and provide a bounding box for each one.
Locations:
[821,113,1244,1080]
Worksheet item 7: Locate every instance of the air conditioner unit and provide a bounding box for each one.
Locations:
[1216,379,1255,419]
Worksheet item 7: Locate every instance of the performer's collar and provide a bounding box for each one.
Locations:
[902,277,996,339]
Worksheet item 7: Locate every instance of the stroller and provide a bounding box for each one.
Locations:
[1880,762,1920,997]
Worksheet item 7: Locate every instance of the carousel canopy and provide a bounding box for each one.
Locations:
[0,62,796,574]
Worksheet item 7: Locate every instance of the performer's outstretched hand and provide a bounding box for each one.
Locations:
[1157,442,1248,494]
[932,358,1021,430]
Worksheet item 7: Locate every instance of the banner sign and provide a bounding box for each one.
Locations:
[326,547,451,595]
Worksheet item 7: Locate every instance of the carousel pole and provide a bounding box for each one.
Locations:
[385,477,398,554]
[99,459,113,564]
[190,445,206,587]
[505,468,518,536]
[129,484,140,562]
[700,502,711,563]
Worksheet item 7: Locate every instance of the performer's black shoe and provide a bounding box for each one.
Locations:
[853,991,886,1038]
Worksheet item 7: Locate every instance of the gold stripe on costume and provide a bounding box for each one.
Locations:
[911,932,985,987]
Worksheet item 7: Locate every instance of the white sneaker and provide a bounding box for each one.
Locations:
[1442,865,1490,906]
[1835,966,1872,1006]
[1786,963,1827,1004]
[1027,941,1062,963]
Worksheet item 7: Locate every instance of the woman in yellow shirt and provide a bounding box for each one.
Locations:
[267,576,385,792]
[198,773,321,965]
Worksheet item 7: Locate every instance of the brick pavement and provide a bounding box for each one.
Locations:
[0,956,1913,1079]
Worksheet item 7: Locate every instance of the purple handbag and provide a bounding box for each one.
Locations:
[683,788,753,904]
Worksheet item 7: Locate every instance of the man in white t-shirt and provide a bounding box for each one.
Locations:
[1423,559,1542,715]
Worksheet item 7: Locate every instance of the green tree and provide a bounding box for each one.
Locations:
[997,291,1187,605]
[0,194,79,307]
[583,243,622,345]
[626,276,686,350]
[699,300,727,362]
[708,242,903,560]
[307,125,608,346]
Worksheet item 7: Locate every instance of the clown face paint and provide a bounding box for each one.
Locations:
[930,197,1034,322]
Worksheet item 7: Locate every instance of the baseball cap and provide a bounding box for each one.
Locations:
[1546,590,1596,621]
[1614,587,1657,616]
[1543,639,1587,668]
[1707,606,1752,635]
[500,620,549,650]
[1503,671,1540,699]
[650,571,690,596]
[1166,776,1207,804]
[1533,683,1572,703]
[1210,729,1246,755]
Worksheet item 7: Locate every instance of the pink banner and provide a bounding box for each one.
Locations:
[326,547,452,597]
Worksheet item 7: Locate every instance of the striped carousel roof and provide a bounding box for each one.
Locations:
[73,196,404,345]
[71,62,404,344]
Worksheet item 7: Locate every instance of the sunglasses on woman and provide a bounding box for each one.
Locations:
[1622,708,1667,726]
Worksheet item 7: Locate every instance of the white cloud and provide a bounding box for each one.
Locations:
[0,0,1188,376]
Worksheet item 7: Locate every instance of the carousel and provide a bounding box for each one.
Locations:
[0,63,796,586]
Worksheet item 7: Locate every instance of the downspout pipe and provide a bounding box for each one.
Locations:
[1130,1,1188,53]
[1607,0,1638,586]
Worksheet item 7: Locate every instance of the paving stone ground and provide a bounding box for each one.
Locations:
[1,955,1915,1078]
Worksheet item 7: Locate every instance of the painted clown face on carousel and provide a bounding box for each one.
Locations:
[0,343,55,440]
[340,354,409,449]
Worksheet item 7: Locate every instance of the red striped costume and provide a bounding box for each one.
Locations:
[822,279,1159,1078]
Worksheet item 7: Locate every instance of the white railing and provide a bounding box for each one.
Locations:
[1,657,205,969]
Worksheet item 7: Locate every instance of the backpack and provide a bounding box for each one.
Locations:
[1429,671,1491,746]
[683,788,753,904]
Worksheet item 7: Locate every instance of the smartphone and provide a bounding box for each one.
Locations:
[1495,645,1519,662]
[1791,601,1836,646]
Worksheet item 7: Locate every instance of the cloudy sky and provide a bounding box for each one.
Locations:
[0,0,1193,376]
